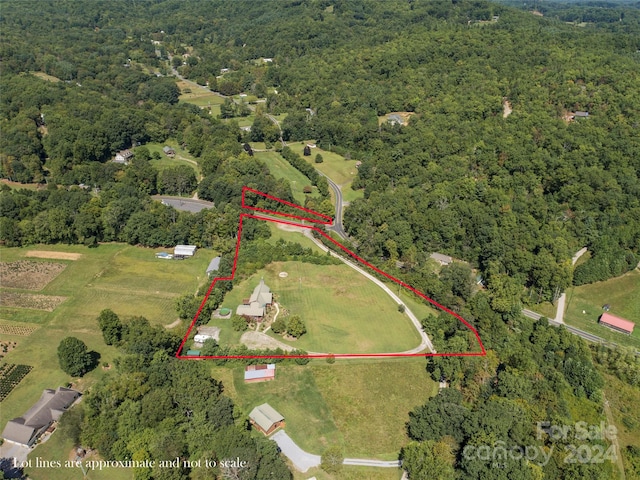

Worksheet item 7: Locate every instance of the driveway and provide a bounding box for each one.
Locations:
[270,430,321,472]
[0,441,31,478]
[153,196,214,213]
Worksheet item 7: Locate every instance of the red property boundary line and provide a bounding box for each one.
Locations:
[176,187,486,360]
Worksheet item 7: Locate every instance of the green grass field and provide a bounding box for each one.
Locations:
[216,359,436,460]
[0,243,213,429]
[286,141,364,203]
[254,151,317,203]
[563,269,640,349]
[143,141,201,178]
[221,261,423,354]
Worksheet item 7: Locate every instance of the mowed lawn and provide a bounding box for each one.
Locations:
[0,244,211,428]
[224,261,422,354]
[144,140,201,178]
[563,269,640,349]
[254,151,318,204]
[218,359,436,460]
[287,141,364,203]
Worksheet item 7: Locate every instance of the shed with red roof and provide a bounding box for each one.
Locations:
[599,312,635,335]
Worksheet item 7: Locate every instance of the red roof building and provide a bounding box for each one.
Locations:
[244,364,276,383]
[599,312,635,335]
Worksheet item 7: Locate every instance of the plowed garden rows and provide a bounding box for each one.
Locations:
[0,261,67,290]
[0,363,32,402]
[0,323,38,336]
[0,292,67,311]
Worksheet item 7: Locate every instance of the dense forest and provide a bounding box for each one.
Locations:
[1,0,640,478]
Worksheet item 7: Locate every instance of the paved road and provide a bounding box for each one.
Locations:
[304,230,435,354]
[270,431,321,472]
[554,247,588,323]
[318,171,348,240]
[153,196,214,213]
[343,458,401,467]
[522,309,607,343]
[271,430,401,472]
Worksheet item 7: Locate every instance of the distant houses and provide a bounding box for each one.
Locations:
[236,278,273,320]
[1,387,81,447]
[244,364,276,383]
[249,403,284,435]
[599,312,635,335]
[113,149,133,164]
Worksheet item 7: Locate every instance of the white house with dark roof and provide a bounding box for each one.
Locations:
[114,149,133,164]
[1,387,81,446]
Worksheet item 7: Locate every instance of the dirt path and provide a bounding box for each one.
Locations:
[603,393,626,479]
[165,319,182,329]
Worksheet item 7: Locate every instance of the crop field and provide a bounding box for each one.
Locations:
[0,321,38,336]
[0,261,66,290]
[254,151,317,203]
[563,269,640,349]
[222,260,422,354]
[0,292,67,311]
[0,243,214,429]
[0,363,33,402]
[221,359,436,459]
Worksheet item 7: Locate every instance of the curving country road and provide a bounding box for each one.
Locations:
[318,170,348,240]
[302,229,435,354]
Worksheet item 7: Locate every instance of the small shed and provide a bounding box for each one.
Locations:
[163,146,176,157]
[599,312,635,335]
[574,111,589,118]
[174,245,197,258]
[249,403,284,435]
[244,364,276,383]
[207,257,221,277]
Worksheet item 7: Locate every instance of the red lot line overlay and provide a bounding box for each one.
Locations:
[176,187,485,360]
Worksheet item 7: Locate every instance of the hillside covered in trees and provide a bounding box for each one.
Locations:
[1,0,640,478]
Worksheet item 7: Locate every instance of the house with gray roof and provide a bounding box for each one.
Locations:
[236,278,272,320]
[430,252,453,266]
[249,403,284,435]
[2,387,81,446]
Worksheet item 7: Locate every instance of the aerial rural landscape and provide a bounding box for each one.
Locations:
[1,0,640,479]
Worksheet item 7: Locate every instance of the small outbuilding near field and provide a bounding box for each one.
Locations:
[244,364,276,383]
[249,403,284,435]
[174,245,197,258]
[599,312,635,335]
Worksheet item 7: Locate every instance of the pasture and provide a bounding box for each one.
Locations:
[221,260,422,354]
[216,359,436,460]
[254,151,317,203]
[143,141,201,177]
[286,141,364,203]
[0,243,212,429]
[563,269,640,349]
